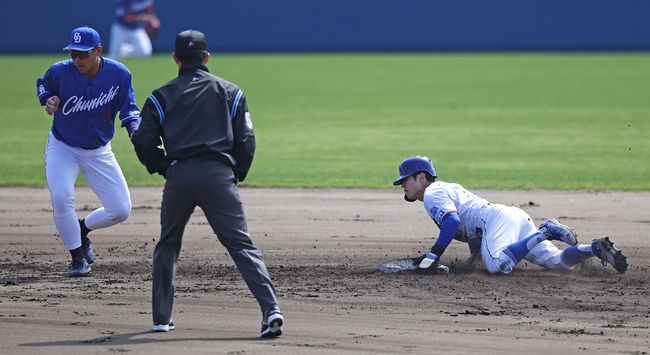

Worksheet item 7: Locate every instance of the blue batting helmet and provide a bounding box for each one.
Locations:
[393,156,437,186]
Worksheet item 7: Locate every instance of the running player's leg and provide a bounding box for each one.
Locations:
[45,133,83,250]
[81,143,131,230]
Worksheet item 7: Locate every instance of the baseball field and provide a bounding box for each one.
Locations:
[1,54,649,354]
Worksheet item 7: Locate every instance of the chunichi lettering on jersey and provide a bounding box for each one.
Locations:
[62,85,120,115]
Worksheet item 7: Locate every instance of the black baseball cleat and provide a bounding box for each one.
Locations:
[68,256,91,277]
[79,219,94,264]
[592,237,628,273]
[261,309,283,338]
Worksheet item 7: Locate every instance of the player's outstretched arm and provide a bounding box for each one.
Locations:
[417,212,461,269]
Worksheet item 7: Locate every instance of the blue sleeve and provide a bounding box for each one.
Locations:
[36,67,56,105]
[430,211,461,256]
[118,73,141,135]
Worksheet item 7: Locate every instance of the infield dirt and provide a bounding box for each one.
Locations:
[1,187,649,354]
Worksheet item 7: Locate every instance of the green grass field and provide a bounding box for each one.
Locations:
[1,53,648,189]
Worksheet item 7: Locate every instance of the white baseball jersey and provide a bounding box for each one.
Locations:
[423,181,567,274]
[423,181,490,243]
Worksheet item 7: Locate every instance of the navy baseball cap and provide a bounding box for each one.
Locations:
[175,29,207,52]
[393,156,437,186]
[63,26,101,51]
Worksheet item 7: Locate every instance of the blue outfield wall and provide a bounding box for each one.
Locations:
[2,0,650,53]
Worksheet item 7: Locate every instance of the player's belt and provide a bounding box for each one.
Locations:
[80,142,107,150]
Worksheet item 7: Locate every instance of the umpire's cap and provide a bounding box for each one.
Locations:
[175,29,207,53]
[393,156,437,186]
[63,26,101,51]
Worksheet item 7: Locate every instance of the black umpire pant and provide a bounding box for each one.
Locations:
[152,157,280,325]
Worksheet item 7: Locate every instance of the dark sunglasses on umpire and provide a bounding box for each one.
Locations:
[69,48,95,60]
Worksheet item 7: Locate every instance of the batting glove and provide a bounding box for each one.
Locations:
[417,252,439,269]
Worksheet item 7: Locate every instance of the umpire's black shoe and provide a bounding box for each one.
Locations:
[261,309,283,338]
[79,219,94,264]
[68,256,91,277]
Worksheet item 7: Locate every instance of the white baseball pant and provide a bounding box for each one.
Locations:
[108,23,152,60]
[480,204,571,274]
[44,132,131,250]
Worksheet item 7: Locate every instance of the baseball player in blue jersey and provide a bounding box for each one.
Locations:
[394,156,628,274]
[36,26,141,277]
[109,0,160,60]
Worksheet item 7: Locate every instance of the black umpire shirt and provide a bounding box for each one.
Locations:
[132,62,255,181]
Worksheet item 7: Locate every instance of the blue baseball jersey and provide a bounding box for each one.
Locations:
[114,0,154,29]
[37,57,141,149]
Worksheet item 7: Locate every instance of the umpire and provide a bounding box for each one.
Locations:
[131,29,283,337]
